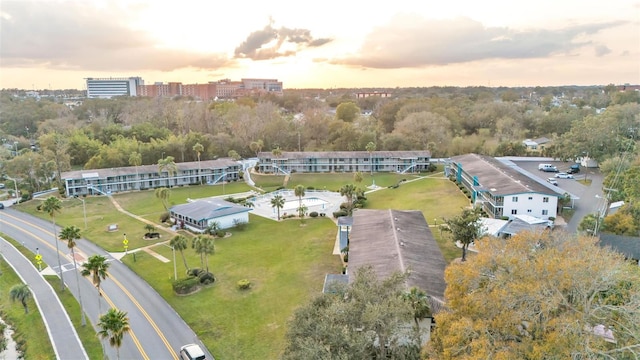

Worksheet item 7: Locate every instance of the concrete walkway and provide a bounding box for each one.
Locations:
[0,238,88,360]
[107,196,178,237]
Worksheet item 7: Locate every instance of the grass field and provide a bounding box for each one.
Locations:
[12,170,470,359]
[0,234,56,360]
[122,216,342,359]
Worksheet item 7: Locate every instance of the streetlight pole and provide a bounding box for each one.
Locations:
[74,195,88,229]
[5,175,19,203]
[162,243,177,281]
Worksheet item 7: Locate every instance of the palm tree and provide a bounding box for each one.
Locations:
[144,223,156,234]
[9,284,31,314]
[42,196,64,290]
[154,187,171,211]
[98,308,130,360]
[403,287,431,329]
[192,143,204,185]
[192,235,215,273]
[294,184,305,210]
[170,235,190,272]
[128,152,142,190]
[249,139,263,157]
[158,156,177,187]
[271,147,282,158]
[59,225,87,326]
[366,141,376,175]
[340,184,357,215]
[270,194,285,220]
[81,254,110,312]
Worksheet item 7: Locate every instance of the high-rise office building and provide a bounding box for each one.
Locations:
[86,77,144,98]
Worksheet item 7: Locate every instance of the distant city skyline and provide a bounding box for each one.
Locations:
[1,0,639,90]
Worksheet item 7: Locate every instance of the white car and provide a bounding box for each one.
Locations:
[180,344,207,360]
[547,178,558,186]
[555,172,574,179]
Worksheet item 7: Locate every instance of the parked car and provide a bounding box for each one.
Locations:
[179,344,207,360]
[542,166,559,172]
[555,172,574,179]
[0,203,4,210]
[538,163,554,171]
[547,178,558,186]
[0,183,5,189]
[567,164,580,174]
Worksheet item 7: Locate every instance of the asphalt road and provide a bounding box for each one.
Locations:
[0,207,213,360]
[0,236,88,359]
[512,160,605,233]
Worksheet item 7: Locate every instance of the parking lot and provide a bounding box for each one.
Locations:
[511,159,604,233]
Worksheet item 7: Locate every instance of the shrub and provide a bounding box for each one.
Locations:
[427,163,438,172]
[306,186,315,190]
[233,219,248,230]
[159,212,170,223]
[198,271,215,285]
[309,211,319,218]
[187,268,202,277]
[173,277,201,294]
[215,229,226,238]
[237,279,251,290]
[549,217,556,221]
[333,210,348,218]
[36,204,42,211]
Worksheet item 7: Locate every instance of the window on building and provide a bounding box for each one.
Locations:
[512,196,518,202]
[511,209,517,215]
[528,196,533,200]
[542,210,548,215]
[527,209,532,213]
[543,197,549,203]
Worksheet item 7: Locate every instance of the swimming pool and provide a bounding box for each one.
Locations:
[282,197,328,211]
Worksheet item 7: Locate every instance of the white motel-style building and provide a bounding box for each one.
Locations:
[61,159,241,197]
[256,150,432,175]
[447,154,561,221]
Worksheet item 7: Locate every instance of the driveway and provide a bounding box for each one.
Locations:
[512,160,604,233]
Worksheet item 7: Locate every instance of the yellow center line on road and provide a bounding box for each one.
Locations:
[102,291,149,360]
[1,213,178,359]
[0,217,149,358]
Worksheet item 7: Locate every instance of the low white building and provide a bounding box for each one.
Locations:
[170,198,252,232]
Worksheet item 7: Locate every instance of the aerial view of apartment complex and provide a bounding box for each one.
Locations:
[85,76,283,99]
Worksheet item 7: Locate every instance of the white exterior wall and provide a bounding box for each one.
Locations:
[503,193,558,220]
[206,212,249,229]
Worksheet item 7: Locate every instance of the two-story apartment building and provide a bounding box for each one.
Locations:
[256,151,431,175]
[61,159,240,197]
[447,154,559,220]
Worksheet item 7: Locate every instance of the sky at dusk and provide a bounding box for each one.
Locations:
[1,0,639,90]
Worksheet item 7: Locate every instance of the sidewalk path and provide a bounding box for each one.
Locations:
[107,196,178,237]
[0,237,88,360]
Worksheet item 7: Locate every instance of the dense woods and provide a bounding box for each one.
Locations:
[1,85,638,227]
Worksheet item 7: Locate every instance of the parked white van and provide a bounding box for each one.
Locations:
[538,164,553,170]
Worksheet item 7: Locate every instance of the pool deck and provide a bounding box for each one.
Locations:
[249,190,345,221]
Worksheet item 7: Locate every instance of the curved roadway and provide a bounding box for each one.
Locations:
[0,207,213,359]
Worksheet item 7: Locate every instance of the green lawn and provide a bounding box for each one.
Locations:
[365,176,470,263]
[0,234,56,360]
[122,216,342,359]
[250,173,286,192]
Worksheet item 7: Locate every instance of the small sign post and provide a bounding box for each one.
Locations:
[123,233,129,255]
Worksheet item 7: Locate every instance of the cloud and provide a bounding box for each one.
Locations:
[594,45,612,56]
[234,21,333,60]
[0,1,232,71]
[331,15,625,68]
